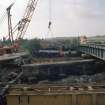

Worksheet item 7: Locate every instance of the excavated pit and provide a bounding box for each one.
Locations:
[20,57,105,84]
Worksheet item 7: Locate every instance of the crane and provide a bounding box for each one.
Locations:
[6,3,14,45]
[13,0,39,40]
[0,0,39,55]
[3,0,39,45]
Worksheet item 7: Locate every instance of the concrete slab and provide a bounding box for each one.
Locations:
[0,52,28,62]
[22,59,94,67]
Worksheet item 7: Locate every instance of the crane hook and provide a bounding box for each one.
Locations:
[48,21,52,29]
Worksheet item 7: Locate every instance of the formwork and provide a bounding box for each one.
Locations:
[6,84,105,105]
[6,85,105,105]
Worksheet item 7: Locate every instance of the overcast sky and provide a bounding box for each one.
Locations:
[0,0,105,39]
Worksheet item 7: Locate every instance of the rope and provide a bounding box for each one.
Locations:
[46,0,53,38]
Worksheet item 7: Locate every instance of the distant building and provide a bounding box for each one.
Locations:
[87,35,105,44]
[80,36,87,44]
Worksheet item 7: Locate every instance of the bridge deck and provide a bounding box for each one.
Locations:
[79,44,105,60]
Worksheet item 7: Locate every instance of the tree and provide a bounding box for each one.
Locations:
[21,38,41,54]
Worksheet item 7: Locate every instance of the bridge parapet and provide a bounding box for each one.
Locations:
[79,44,105,60]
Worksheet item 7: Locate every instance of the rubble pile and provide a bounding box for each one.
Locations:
[53,72,105,84]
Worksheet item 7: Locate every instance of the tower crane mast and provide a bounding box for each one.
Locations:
[6,3,14,44]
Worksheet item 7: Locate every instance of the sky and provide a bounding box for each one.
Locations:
[0,0,105,39]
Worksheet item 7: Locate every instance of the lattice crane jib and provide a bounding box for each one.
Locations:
[13,0,39,40]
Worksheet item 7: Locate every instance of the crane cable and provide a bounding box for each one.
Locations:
[47,0,53,38]
[0,9,8,40]
[0,11,7,25]
[0,10,7,29]
[48,0,52,29]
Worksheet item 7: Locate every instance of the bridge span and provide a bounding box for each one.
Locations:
[79,44,105,60]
